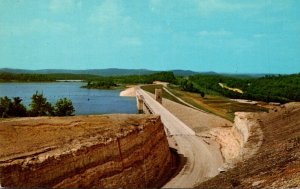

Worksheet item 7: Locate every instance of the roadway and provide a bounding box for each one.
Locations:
[136,88,223,188]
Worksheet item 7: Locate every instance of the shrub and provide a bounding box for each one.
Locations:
[0,96,27,118]
[54,98,75,116]
[29,92,54,116]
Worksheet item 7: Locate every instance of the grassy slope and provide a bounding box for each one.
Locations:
[141,84,268,122]
[140,85,185,106]
[189,73,300,103]
[168,86,268,122]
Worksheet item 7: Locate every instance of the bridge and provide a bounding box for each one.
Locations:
[136,88,223,188]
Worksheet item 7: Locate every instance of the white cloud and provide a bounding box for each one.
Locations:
[89,0,139,34]
[149,0,163,12]
[196,0,262,15]
[0,19,73,36]
[196,30,254,53]
[120,37,142,46]
[89,0,122,27]
[30,19,74,33]
[253,33,266,38]
[49,0,81,13]
[198,29,232,37]
[149,0,197,16]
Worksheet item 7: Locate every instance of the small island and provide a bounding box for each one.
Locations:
[81,71,176,90]
[82,80,119,89]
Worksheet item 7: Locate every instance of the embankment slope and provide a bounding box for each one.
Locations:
[197,102,300,188]
[0,114,174,188]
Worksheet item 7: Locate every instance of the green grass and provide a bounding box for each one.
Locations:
[142,84,268,122]
[167,87,213,112]
[140,84,186,106]
[168,85,268,122]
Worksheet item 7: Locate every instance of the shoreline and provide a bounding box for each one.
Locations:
[119,85,137,97]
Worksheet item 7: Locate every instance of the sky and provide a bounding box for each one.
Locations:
[0,0,300,74]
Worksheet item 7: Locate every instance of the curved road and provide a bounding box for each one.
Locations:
[136,88,223,188]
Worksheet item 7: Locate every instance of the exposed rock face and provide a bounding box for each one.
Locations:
[198,102,300,188]
[198,111,264,170]
[0,115,173,188]
[232,112,264,161]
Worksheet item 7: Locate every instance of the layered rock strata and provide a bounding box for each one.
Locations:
[0,115,173,188]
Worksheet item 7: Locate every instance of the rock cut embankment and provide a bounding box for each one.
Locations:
[198,102,300,188]
[0,115,174,188]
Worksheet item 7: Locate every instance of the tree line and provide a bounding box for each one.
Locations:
[0,72,100,82]
[177,73,300,103]
[0,92,75,118]
[83,71,176,89]
[1,71,298,103]
[0,71,176,88]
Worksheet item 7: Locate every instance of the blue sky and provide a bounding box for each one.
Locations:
[0,0,299,74]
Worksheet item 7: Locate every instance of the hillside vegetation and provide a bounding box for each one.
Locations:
[0,72,99,82]
[0,68,200,76]
[83,72,176,89]
[178,73,300,103]
[1,71,299,103]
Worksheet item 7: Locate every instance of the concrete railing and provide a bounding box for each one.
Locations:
[136,91,154,114]
[136,88,195,136]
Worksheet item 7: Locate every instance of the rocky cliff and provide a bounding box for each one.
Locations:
[0,114,174,188]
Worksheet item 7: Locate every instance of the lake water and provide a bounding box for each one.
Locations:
[0,82,137,115]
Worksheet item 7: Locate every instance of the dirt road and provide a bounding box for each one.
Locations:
[137,89,223,188]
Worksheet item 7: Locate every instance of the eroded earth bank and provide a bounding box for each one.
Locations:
[1,101,299,188]
[0,115,175,188]
[198,102,300,188]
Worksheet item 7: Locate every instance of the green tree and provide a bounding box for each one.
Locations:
[11,97,27,117]
[0,96,12,118]
[54,98,75,116]
[29,92,54,116]
[0,96,27,117]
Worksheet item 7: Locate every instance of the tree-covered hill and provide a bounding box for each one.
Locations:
[180,73,300,103]
[84,72,176,89]
[0,68,200,76]
[0,72,100,82]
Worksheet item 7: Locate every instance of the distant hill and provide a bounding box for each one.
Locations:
[0,68,202,76]
[0,68,275,77]
[170,70,200,76]
[0,68,155,76]
[221,73,276,78]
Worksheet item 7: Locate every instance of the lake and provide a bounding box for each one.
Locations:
[0,82,137,115]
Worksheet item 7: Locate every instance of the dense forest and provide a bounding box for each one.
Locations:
[0,72,100,82]
[178,73,300,103]
[83,72,176,89]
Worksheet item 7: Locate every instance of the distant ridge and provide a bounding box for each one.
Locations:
[0,68,274,77]
[170,69,201,76]
[0,68,201,76]
[0,68,155,76]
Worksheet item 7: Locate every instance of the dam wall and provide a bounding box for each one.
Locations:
[0,115,173,188]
